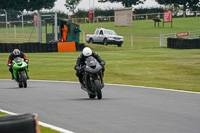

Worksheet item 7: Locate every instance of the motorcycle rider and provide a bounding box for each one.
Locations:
[7,49,29,80]
[74,47,105,90]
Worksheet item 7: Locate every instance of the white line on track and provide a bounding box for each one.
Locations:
[0,79,199,133]
[28,79,200,95]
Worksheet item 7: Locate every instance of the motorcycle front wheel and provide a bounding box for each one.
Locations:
[20,73,27,88]
[94,80,102,100]
[88,93,96,99]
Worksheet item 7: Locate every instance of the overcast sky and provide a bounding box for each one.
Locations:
[53,0,160,13]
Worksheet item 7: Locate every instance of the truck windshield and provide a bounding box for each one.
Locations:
[104,30,116,35]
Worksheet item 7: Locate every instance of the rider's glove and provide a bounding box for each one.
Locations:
[25,60,29,63]
[100,61,105,67]
[75,66,80,71]
[8,64,12,67]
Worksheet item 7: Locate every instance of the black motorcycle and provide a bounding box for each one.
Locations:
[81,56,104,100]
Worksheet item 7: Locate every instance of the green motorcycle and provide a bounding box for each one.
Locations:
[12,57,29,88]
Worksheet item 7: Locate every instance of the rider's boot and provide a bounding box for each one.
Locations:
[11,73,14,80]
[81,83,86,91]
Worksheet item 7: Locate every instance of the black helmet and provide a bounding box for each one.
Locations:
[13,49,20,55]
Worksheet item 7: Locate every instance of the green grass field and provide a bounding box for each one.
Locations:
[1,17,200,92]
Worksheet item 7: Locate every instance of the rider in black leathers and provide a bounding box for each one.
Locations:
[74,47,105,89]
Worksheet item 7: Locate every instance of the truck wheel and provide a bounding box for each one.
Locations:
[89,38,93,44]
[103,38,108,46]
[118,43,122,47]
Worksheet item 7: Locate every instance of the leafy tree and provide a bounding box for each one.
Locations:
[155,0,200,11]
[98,0,145,7]
[0,0,56,11]
[65,0,81,14]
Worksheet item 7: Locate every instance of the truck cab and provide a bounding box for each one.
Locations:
[86,28,124,47]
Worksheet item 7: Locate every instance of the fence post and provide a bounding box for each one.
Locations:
[37,11,42,43]
[20,11,24,42]
[3,10,8,43]
[14,25,16,39]
[183,11,186,18]
[131,34,133,48]
[160,34,162,47]
[54,12,58,41]
[83,31,85,43]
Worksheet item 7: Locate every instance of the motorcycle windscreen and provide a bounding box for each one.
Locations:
[85,56,97,67]
[14,57,22,63]
[85,63,102,74]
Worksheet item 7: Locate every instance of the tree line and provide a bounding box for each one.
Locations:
[0,0,199,14]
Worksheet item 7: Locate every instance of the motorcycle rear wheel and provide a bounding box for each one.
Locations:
[94,80,102,100]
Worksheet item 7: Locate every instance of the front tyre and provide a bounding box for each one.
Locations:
[94,80,102,100]
[18,83,23,88]
[20,73,27,88]
[117,43,122,47]
[89,38,93,44]
[88,93,96,99]
[103,38,108,46]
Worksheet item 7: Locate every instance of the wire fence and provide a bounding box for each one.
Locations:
[160,30,200,47]
[68,11,200,23]
[0,9,45,43]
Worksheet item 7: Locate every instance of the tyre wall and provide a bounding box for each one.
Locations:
[0,113,40,133]
[167,38,200,49]
[0,42,85,53]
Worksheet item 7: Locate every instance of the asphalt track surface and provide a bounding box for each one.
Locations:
[0,80,200,133]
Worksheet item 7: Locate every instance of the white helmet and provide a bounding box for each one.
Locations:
[83,47,92,56]
[13,49,20,55]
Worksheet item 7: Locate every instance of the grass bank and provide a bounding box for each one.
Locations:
[0,17,200,92]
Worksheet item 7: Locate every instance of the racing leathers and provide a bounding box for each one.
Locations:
[74,51,105,85]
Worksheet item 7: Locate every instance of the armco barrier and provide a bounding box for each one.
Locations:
[0,42,85,53]
[167,38,200,49]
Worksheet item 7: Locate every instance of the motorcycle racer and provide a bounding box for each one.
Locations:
[74,47,105,89]
[7,49,29,79]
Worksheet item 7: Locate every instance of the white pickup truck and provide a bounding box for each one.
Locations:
[86,28,124,47]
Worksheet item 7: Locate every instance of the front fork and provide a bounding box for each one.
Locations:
[85,71,104,90]
[13,69,28,81]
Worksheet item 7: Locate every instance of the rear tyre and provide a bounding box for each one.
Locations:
[20,73,27,88]
[94,80,102,100]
